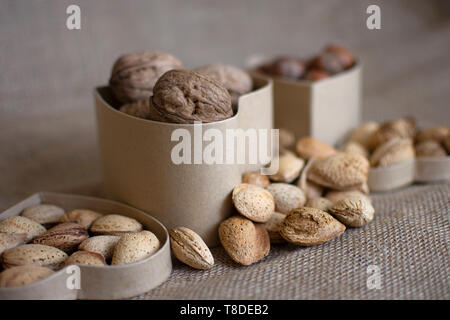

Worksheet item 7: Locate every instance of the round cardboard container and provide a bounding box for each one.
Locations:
[95,76,273,247]
[368,159,416,192]
[0,192,171,300]
[415,156,450,182]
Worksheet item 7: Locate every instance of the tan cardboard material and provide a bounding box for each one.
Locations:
[415,156,450,182]
[95,76,273,247]
[0,192,171,300]
[250,63,361,146]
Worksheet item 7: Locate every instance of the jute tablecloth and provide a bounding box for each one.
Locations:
[134,183,449,300]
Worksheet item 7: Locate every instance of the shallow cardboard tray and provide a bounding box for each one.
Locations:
[0,192,171,300]
[368,157,450,192]
[249,63,361,146]
[95,76,273,247]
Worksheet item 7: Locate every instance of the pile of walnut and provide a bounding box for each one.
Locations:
[0,206,159,287]
[109,51,253,123]
[257,44,356,81]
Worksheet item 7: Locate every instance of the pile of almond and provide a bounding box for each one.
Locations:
[0,206,160,287]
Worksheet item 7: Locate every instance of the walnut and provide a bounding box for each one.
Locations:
[151,69,233,124]
[195,64,252,106]
[109,51,182,104]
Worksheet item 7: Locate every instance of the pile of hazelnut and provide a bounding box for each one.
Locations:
[257,44,356,81]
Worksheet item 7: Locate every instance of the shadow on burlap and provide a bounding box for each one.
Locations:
[134,183,449,300]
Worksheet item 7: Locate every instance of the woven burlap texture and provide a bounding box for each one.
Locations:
[135,183,449,300]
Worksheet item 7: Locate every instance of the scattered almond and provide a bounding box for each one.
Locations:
[263,212,286,243]
[242,171,270,188]
[266,183,306,214]
[64,251,107,267]
[295,137,337,160]
[329,196,375,227]
[219,216,270,266]
[21,204,65,227]
[32,223,89,253]
[78,235,120,261]
[60,209,103,228]
[111,230,160,265]
[269,152,304,183]
[0,216,46,241]
[169,227,214,270]
[297,158,323,199]
[348,121,379,150]
[280,207,346,246]
[90,214,143,236]
[0,265,54,287]
[1,244,68,270]
[0,233,27,256]
[325,190,371,204]
[415,140,447,158]
[232,184,275,223]
[340,141,369,158]
[305,197,334,212]
[370,118,416,150]
[308,152,370,190]
[370,138,415,167]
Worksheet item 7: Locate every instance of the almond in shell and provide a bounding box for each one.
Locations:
[269,152,304,183]
[329,196,375,227]
[348,121,379,149]
[295,137,337,160]
[232,184,275,223]
[0,265,55,287]
[111,230,160,265]
[305,197,334,212]
[242,171,270,188]
[90,214,143,236]
[32,223,89,253]
[415,140,447,158]
[170,227,214,270]
[370,138,415,167]
[297,158,323,199]
[64,251,107,266]
[219,216,270,266]
[0,216,46,241]
[370,118,416,150]
[78,235,120,261]
[1,244,68,269]
[263,212,286,244]
[415,126,450,144]
[21,204,65,227]
[325,190,371,204]
[266,183,306,214]
[280,207,346,246]
[60,209,103,228]
[0,233,27,256]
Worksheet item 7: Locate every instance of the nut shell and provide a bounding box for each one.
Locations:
[329,196,375,227]
[2,244,68,269]
[308,152,370,190]
[269,152,305,183]
[0,233,27,256]
[266,183,306,214]
[90,214,143,236]
[370,138,415,167]
[280,207,346,246]
[348,122,380,150]
[31,223,89,253]
[242,171,270,188]
[0,216,46,241]
[0,265,54,287]
[295,137,337,160]
[169,227,214,270]
[232,185,275,223]
[64,251,107,267]
[21,204,65,226]
[109,51,182,104]
[219,216,270,266]
[370,118,416,150]
[263,212,286,244]
[415,126,450,144]
[195,64,252,105]
[415,140,447,158]
[78,235,120,261]
[152,69,233,124]
[59,209,102,228]
[305,197,334,212]
[325,190,371,204]
[111,230,160,265]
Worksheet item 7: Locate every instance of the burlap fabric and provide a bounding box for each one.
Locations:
[134,183,449,300]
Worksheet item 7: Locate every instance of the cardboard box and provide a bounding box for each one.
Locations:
[95,76,273,247]
[250,63,361,146]
[0,192,171,300]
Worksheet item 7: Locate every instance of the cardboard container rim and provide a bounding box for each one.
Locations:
[369,158,415,173]
[0,267,67,293]
[249,60,361,87]
[94,75,272,127]
[415,155,450,163]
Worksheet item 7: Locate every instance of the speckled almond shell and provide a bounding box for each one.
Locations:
[31,222,89,253]
[269,153,305,183]
[59,209,103,228]
[325,190,371,204]
[21,204,65,226]
[0,216,46,241]
[340,141,369,159]
[263,212,286,243]
[242,171,270,188]
[232,185,275,223]
[280,207,346,246]
[109,51,182,104]
[0,233,27,256]
[194,64,253,105]
[111,230,160,265]
[297,158,324,200]
[415,140,447,158]
[370,118,416,150]
[90,214,143,236]
[64,250,107,267]
[415,126,450,144]
[329,196,375,227]
[152,69,233,124]
[78,235,120,261]
[370,138,415,167]
[308,152,370,190]
[219,216,270,266]
[348,122,379,150]
[169,227,214,270]
[0,265,55,287]
[266,183,306,214]
[1,244,68,269]
[295,137,337,160]
[305,197,334,212]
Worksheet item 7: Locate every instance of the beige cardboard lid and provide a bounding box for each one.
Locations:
[0,192,171,300]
